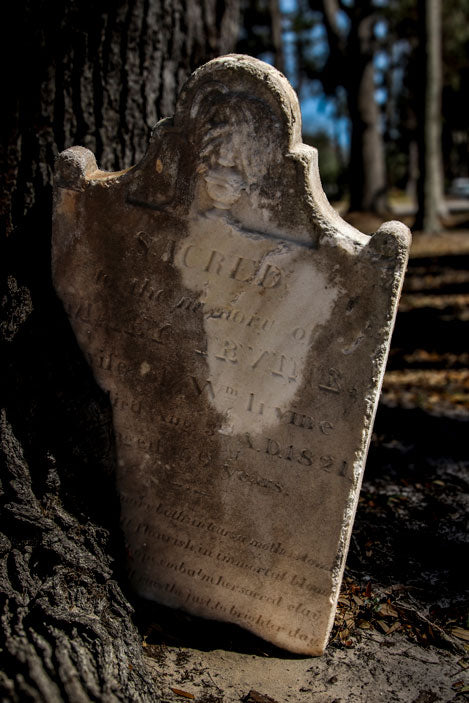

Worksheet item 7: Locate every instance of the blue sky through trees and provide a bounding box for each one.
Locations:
[260,0,394,153]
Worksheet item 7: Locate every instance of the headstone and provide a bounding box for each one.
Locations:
[52,54,410,655]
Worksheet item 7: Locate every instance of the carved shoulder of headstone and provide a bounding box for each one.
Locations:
[52,54,410,655]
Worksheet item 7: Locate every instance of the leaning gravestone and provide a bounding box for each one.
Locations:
[52,55,410,655]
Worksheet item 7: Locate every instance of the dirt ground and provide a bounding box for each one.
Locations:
[134,222,468,703]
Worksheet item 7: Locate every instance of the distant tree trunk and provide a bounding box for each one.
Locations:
[0,1,239,700]
[415,0,445,231]
[308,0,387,214]
[269,0,285,73]
[406,140,419,201]
[347,57,387,213]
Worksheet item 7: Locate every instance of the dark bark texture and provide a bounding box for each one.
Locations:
[0,1,239,700]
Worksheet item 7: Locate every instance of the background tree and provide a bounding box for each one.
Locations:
[414,0,445,231]
[380,0,420,200]
[292,0,389,213]
[238,0,285,69]
[379,0,468,225]
[241,0,469,222]
[239,0,393,213]
[0,1,239,699]
[390,0,469,227]
[441,0,469,182]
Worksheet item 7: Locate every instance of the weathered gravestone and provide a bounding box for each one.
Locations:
[52,55,410,655]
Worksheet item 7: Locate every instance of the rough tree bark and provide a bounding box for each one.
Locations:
[0,1,239,700]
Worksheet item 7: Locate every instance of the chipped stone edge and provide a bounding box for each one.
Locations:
[324,220,412,650]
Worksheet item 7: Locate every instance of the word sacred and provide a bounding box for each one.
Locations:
[127,232,286,290]
[181,244,284,289]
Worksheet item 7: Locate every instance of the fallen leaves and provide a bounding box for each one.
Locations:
[452,680,469,694]
[376,620,402,635]
[332,577,467,652]
[356,619,372,629]
[378,602,399,618]
[451,627,469,642]
[171,688,195,699]
[333,578,379,646]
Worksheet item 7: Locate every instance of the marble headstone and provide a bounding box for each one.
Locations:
[52,55,410,655]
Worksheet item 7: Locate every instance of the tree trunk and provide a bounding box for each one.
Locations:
[415,0,445,232]
[346,11,387,214]
[0,1,239,700]
[269,0,285,73]
[312,0,387,214]
[406,139,419,202]
[347,59,387,213]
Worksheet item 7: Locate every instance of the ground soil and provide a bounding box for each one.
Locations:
[135,222,469,702]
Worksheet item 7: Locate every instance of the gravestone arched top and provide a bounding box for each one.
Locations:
[175,54,302,147]
[54,54,409,253]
